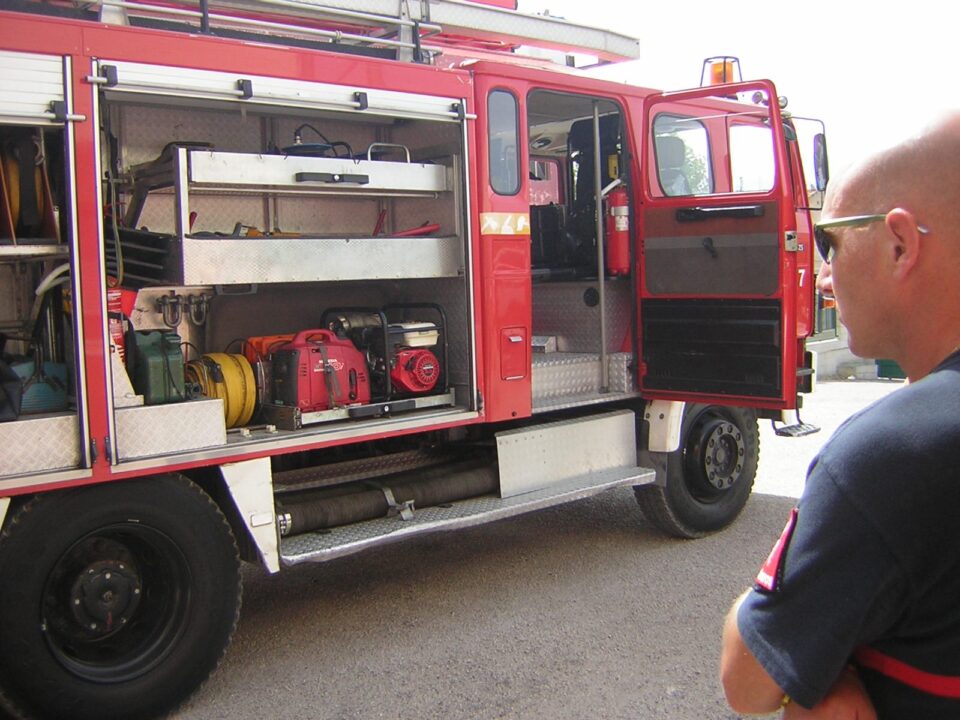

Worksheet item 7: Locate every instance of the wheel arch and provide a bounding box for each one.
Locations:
[185,458,280,574]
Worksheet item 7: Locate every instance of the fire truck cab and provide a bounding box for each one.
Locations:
[0,1,824,716]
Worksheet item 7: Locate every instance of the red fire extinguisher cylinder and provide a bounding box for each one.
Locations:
[605,186,630,276]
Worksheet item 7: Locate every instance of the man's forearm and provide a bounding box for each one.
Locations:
[720,590,787,714]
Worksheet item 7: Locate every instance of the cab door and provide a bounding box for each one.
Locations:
[638,81,800,409]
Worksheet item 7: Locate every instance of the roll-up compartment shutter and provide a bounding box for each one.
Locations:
[0,51,68,126]
[98,60,467,123]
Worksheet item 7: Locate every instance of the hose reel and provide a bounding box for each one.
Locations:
[185,352,256,428]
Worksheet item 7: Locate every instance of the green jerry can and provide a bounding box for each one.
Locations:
[130,330,185,404]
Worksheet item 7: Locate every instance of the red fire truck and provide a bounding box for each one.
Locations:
[0,1,826,716]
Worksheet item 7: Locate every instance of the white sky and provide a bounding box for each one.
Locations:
[517,0,959,177]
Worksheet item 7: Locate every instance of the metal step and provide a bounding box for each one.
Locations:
[773,422,821,438]
[279,464,655,565]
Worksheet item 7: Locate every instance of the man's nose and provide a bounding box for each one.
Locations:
[816,261,834,298]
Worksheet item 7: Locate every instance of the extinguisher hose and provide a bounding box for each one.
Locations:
[185,352,256,428]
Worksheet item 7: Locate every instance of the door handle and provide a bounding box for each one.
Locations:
[702,236,718,259]
[676,205,764,222]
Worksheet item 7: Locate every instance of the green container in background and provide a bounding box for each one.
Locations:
[130,331,185,404]
[876,359,906,380]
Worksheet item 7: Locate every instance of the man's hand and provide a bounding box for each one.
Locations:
[783,667,877,720]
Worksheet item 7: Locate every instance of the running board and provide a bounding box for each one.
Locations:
[279,465,655,565]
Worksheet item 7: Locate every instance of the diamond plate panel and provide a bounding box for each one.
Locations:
[497,410,635,497]
[0,414,81,476]
[608,352,636,394]
[174,235,461,285]
[532,352,636,405]
[532,352,600,400]
[274,196,379,236]
[280,463,655,565]
[532,278,631,353]
[275,449,447,492]
[117,104,262,168]
[115,399,226,460]
[138,193,270,236]
[273,116,377,161]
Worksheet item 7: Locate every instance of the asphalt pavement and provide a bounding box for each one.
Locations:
[754,378,903,498]
[175,379,906,720]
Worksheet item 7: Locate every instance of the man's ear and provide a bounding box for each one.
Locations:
[885,208,923,277]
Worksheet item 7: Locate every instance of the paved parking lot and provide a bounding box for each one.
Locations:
[755,379,903,498]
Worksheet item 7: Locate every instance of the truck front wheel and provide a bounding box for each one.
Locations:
[0,475,241,720]
[635,404,758,538]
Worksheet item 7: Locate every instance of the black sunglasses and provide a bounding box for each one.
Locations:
[813,213,930,262]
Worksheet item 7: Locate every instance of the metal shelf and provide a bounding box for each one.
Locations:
[120,146,461,285]
[189,150,449,195]
[0,242,69,262]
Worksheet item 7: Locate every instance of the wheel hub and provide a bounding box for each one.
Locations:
[703,422,745,490]
[70,560,141,636]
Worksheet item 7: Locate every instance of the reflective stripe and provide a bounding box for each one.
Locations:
[855,647,960,698]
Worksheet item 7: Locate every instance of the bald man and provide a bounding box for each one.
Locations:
[719,113,960,719]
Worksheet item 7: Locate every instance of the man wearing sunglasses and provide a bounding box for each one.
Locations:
[720,112,960,718]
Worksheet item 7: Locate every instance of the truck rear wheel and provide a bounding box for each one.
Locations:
[0,475,241,720]
[635,404,758,538]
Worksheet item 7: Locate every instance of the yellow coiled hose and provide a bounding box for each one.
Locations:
[185,353,256,429]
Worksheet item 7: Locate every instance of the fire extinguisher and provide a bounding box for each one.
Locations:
[605,185,630,276]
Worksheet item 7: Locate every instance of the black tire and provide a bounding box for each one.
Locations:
[0,474,241,720]
[635,404,758,538]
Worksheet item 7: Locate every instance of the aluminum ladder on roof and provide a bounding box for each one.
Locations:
[95,0,641,63]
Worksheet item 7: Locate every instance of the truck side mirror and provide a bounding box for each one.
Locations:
[813,133,829,191]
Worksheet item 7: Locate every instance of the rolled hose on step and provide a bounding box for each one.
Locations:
[276,460,498,535]
[185,352,256,428]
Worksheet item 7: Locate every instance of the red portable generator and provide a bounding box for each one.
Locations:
[271,329,370,412]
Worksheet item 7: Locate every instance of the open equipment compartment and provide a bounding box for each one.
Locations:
[0,49,86,479]
[100,60,475,459]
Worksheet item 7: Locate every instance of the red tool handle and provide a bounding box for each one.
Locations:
[393,222,440,237]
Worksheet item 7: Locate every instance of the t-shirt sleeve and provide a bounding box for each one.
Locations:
[736,459,908,709]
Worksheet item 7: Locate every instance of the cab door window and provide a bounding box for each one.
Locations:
[729,121,776,193]
[652,114,712,197]
[488,89,520,195]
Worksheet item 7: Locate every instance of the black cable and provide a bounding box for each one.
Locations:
[293,123,332,146]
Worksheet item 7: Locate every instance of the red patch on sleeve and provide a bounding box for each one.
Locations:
[754,508,798,593]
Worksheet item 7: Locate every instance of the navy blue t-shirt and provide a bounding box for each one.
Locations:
[738,354,960,716]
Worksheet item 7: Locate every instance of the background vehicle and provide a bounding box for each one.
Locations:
[0,1,823,716]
